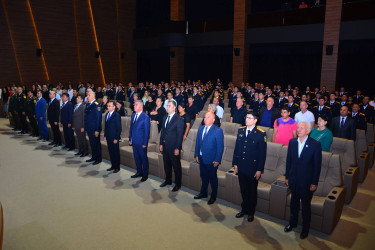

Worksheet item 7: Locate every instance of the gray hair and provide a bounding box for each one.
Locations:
[299,121,312,130]
[134,100,144,106]
[208,104,217,112]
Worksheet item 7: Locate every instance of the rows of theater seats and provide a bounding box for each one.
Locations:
[19,92,375,234]
[0,201,3,249]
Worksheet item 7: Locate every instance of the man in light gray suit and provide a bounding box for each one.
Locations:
[72,95,88,157]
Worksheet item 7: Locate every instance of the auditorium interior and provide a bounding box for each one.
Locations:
[0,0,375,249]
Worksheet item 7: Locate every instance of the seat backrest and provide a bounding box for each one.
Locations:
[355,129,367,160]
[219,135,236,172]
[261,142,285,184]
[366,123,374,143]
[182,129,198,162]
[149,121,159,144]
[331,137,356,173]
[257,126,271,141]
[199,111,207,119]
[121,116,131,139]
[0,201,3,250]
[124,101,131,108]
[191,118,203,130]
[267,128,274,142]
[315,153,343,197]
[221,122,240,136]
[222,113,231,122]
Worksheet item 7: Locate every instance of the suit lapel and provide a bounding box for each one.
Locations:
[299,137,310,159]
[202,125,214,143]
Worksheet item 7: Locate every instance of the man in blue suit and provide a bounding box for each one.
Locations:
[85,90,102,165]
[104,101,122,173]
[60,93,75,151]
[194,112,224,205]
[35,90,48,141]
[284,121,322,239]
[129,100,150,182]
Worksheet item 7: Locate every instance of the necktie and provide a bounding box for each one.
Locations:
[319,106,322,111]
[74,105,78,112]
[246,129,251,137]
[133,114,138,123]
[106,113,111,122]
[166,115,171,128]
[62,102,65,108]
[202,127,207,140]
[340,117,345,128]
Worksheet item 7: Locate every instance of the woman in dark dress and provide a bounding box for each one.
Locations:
[150,97,166,132]
[144,95,156,115]
[116,101,127,116]
[200,104,221,127]
[101,95,109,113]
[186,96,198,125]
[178,103,191,140]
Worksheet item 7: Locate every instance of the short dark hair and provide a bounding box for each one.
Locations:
[178,103,186,109]
[62,93,70,98]
[319,114,329,122]
[281,106,290,112]
[108,101,116,106]
[246,111,258,120]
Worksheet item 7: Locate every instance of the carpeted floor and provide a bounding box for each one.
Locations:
[0,118,374,250]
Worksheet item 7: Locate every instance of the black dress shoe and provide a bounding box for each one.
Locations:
[92,161,101,165]
[80,153,88,157]
[300,232,308,239]
[131,173,143,178]
[194,193,208,199]
[235,212,246,218]
[62,146,67,149]
[113,169,120,173]
[140,176,148,182]
[207,198,216,205]
[107,167,115,171]
[48,142,56,145]
[172,185,181,192]
[159,181,172,187]
[284,224,295,233]
[53,144,59,147]
[68,148,75,151]
[75,152,82,156]
[86,158,95,162]
[247,215,254,222]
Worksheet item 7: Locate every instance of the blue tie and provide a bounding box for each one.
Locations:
[133,114,138,124]
[106,113,111,122]
[202,127,207,140]
[166,115,171,128]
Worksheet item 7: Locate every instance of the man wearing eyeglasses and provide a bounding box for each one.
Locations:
[233,111,267,222]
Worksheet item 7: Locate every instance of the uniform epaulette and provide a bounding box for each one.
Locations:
[359,113,365,116]
[295,104,299,106]
[313,106,318,108]
[257,127,265,133]
[94,101,99,105]
[240,126,246,129]
[325,106,331,109]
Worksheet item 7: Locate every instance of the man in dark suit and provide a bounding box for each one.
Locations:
[84,90,102,165]
[330,105,356,140]
[194,112,224,205]
[284,122,322,239]
[350,103,367,130]
[258,97,279,128]
[129,100,150,182]
[159,100,184,191]
[115,86,126,102]
[60,93,75,151]
[72,95,88,157]
[230,98,247,126]
[360,96,374,124]
[104,101,122,173]
[312,99,332,123]
[47,91,62,147]
[233,111,267,222]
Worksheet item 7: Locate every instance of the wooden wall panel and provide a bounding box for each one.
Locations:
[118,0,137,84]
[29,0,80,85]
[91,0,120,84]
[0,2,20,85]
[3,0,46,85]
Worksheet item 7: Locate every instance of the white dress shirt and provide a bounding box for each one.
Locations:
[298,136,308,158]
[164,112,175,127]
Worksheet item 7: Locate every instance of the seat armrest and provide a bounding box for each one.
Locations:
[357,152,369,183]
[367,143,375,169]
[343,166,359,204]
[269,178,290,219]
[188,161,201,192]
[322,186,347,234]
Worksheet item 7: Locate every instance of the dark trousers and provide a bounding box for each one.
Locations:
[75,129,87,153]
[11,112,20,129]
[132,144,149,176]
[19,112,28,132]
[107,140,120,169]
[199,161,218,199]
[50,121,61,144]
[63,124,75,149]
[87,131,101,162]
[37,117,48,139]
[162,148,182,186]
[289,187,313,233]
[238,173,258,216]
[27,115,39,136]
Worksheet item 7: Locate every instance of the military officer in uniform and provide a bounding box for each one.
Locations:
[9,88,20,131]
[26,90,39,137]
[85,90,102,165]
[350,103,367,130]
[312,99,332,124]
[233,111,267,222]
[16,87,28,134]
